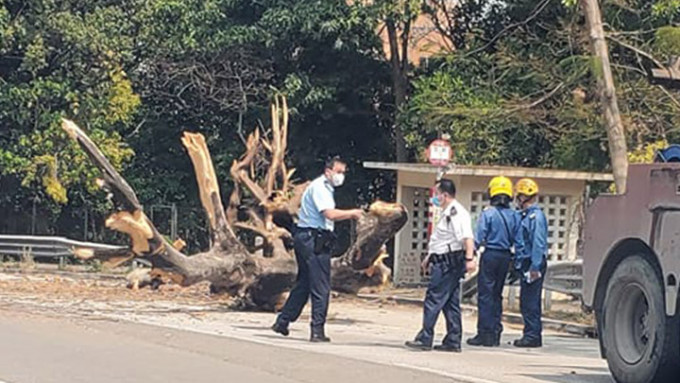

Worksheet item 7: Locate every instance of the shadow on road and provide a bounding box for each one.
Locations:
[233,325,272,331]
[521,372,613,383]
[336,341,408,350]
[537,336,602,359]
[523,365,610,374]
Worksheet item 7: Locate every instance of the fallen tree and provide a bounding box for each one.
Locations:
[63,96,407,311]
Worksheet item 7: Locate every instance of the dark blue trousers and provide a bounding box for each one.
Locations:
[477,249,512,337]
[519,261,546,341]
[415,261,465,347]
[276,229,331,331]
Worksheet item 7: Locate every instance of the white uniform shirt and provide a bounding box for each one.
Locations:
[428,199,474,255]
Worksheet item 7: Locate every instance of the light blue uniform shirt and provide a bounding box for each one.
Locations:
[474,206,524,252]
[297,175,336,231]
[517,204,548,271]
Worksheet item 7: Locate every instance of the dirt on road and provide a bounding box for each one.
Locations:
[0,270,613,383]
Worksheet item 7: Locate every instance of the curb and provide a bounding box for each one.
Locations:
[356,293,597,338]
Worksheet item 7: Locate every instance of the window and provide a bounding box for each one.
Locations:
[540,194,570,261]
[398,186,432,285]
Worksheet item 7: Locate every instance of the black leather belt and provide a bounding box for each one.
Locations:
[297,226,330,234]
[297,226,336,254]
[430,250,465,266]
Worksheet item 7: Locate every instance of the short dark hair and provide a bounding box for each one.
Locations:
[436,179,456,196]
[490,194,511,208]
[325,155,346,170]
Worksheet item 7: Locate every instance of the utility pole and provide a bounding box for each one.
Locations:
[581,0,628,193]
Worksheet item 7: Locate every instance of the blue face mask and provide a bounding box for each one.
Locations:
[430,195,441,207]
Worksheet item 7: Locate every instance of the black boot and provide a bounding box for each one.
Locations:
[433,344,461,353]
[494,332,502,346]
[310,327,331,343]
[405,339,432,351]
[466,333,496,347]
[271,322,289,337]
[513,337,542,348]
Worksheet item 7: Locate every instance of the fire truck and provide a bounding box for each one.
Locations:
[582,145,680,383]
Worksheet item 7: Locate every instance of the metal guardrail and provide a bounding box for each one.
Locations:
[1,235,583,298]
[544,259,583,297]
[0,235,128,259]
[462,259,583,299]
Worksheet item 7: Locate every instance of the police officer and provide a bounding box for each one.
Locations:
[272,156,364,342]
[513,178,547,348]
[467,176,524,347]
[405,179,476,352]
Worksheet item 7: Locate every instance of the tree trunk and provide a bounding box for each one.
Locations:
[581,0,628,193]
[386,19,409,163]
[61,99,407,311]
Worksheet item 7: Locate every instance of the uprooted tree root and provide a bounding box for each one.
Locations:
[62,97,407,311]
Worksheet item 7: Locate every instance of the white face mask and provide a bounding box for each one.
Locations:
[331,172,345,187]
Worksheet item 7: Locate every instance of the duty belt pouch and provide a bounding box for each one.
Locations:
[313,230,337,254]
[451,250,464,269]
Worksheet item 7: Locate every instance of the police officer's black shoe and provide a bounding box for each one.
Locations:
[405,340,432,351]
[513,337,542,348]
[433,344,461,353]
[271,322,289,337]
[310,328,331,343]
[466,334,496,347]
[310,334,331,343]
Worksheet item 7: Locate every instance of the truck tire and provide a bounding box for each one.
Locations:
[601,255,680,383]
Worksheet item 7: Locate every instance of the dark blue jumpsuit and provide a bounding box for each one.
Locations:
[516,204,548,342]
[474,206,524,341]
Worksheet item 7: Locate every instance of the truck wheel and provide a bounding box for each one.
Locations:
[601,255,680,383]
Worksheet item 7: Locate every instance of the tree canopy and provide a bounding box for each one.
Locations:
[2,0,680,243]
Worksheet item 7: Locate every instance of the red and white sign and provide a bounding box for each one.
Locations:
[427,138,452,167]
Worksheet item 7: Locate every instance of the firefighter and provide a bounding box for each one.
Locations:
[405,179,476,352]
[467,176,524,347]
[513,178,547,348]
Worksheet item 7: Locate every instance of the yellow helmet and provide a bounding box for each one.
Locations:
[515,178,539,196]
[488,176,513,198]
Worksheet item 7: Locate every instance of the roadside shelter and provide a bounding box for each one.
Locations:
[363,162,613,286]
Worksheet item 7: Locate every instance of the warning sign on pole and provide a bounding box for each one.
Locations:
[426,137,452,239]
[427,138,452,167]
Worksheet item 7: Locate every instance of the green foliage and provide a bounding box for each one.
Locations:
[13,0,680,243]
[20,35,47,75]
[652,0,680,18]
[0,0,141,219]
[628,139,669,163]
[0,0,390,243]
[655,26,680,56]
[400,0,680,173]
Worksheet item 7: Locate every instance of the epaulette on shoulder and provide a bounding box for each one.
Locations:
[445,205,458,223]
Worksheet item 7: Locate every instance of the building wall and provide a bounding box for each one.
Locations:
[350,0,452,66]
[394,170,586,286]
[378,13,451,66]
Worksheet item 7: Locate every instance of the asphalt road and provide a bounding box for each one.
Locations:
[0,271,615,383]
[0,310,455,383]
